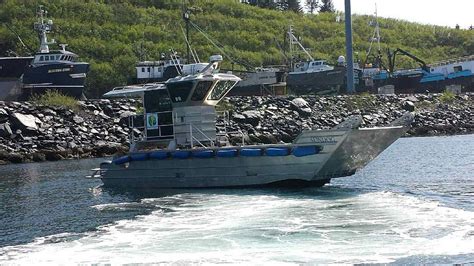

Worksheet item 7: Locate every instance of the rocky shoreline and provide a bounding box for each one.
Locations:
[0,93,472,164]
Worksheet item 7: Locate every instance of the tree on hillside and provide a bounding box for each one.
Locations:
[305,0,319,14]
[319,0,335,13]
[287,0,302,12]
[277,0,302,13]
[245,0,278,9]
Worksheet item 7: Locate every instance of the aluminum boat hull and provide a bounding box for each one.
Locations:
[96,123,408,189]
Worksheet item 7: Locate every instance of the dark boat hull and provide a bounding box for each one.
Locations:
[21,62,89,99]
[373,72,424,93]
[417,76,474,93]
[287,66,346,95]
[0,57,34,79]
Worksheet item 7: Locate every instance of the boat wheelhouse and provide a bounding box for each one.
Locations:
[135,52,208,84]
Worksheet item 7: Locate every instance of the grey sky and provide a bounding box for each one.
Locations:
[332,0,473,29]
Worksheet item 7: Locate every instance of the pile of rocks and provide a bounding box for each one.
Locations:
[0,99,137,164]
[0,93,472,164]
[219,94,473,145]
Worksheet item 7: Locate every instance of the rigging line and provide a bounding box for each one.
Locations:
[169,48,183,75]
[188,20,254,69]
[193,48,201,63]
[188,21,235,63]
[3,23,35,55]
[179,24,198,63]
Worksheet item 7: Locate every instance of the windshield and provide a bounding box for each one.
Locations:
[191,81,214,101]
[207,80,236,100]
[167,81,194,103]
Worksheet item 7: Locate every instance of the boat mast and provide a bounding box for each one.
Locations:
[364,4,382,68]
[345,0,355,93]
[34,5,55,53]
[183,10,191,63]
[288,25,314,64]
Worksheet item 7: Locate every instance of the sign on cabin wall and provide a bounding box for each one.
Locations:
[146,113,159,129]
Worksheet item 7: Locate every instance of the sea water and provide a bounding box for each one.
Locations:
[0,135,473,264]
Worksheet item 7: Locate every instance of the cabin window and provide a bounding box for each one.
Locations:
[147,67,150,72]
[45,56,49,61]
[167,81,194,103]
[141,67,145,73]
[39,56,44,61]
[144,89,172,113]
[454,66,463,72]
[191,81,213,101]
[56,55,60,60]
[208,80,236,100]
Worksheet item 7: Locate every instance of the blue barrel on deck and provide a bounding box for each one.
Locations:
[150,151,169,159]
[130,152,149,161]
[172,150,191,159]
[292,146,321,157]
[265,147,290,156]
[193,150,214,158]
[113,155,130,165]
[240,148,262,157]
[216,149,238,158]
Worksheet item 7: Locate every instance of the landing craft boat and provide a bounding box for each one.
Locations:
[89,55,413,188]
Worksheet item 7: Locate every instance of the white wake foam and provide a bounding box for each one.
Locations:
[1,191,473,264]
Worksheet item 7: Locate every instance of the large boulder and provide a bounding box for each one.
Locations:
[0,122,12,137]
[0,108,8,123]
[10,113,41,135]
[72,115,84,124]
[402,101,416,112]
[242,110,261,126]
[290,98,312,116]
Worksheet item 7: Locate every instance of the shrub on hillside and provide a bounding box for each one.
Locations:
[30,90,79,110]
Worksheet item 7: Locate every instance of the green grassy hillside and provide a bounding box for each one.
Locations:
[1,0,473,97]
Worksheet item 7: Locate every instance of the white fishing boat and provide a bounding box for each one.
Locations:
[89,55,413,188]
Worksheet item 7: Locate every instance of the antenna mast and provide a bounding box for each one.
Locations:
[182,1,191,63]
[34,5,55,53]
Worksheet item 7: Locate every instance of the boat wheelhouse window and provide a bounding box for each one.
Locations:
[39,56,44,61]
[45,56,49,61]
[56,55,60,60]
[191,81,213,101]
[454,66,463,72]
[144,89,172,113]
[167,81,194,103]
[208,80,236,100]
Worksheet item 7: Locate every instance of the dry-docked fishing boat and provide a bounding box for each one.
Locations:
[89,55,413,188]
